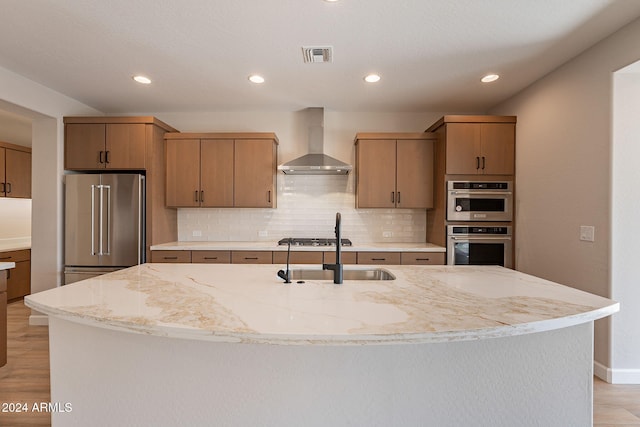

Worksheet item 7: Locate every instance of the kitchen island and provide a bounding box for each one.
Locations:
[25,263,618,426]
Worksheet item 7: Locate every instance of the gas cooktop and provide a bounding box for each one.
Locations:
[277,238,353,247]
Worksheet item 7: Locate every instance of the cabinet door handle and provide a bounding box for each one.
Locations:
[397,191,401,204]
[200,190,204,203]
[105,150,110,164]
[195,190,199,202]
[482,156,486,170]
[267,190,271,203]
[99,151,104,164]
[391,192,395,203]
[476,156,480,170]
[1,182,5,194]
[5,182,10,194]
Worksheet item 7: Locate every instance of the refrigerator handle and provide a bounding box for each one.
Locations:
[98,184,104,256]
[104,185,111,255]
[91,185,97,255]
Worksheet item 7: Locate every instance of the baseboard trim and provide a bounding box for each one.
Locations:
[29,314,49,326]
[594,361,640,384]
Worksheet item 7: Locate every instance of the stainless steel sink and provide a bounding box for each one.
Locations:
[287,268,395,281]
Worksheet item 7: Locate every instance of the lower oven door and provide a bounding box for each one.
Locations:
[447,236,513,268]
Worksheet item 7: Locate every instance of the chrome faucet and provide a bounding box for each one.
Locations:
[322,212,343,284]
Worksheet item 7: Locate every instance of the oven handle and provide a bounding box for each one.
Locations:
[450,236,512,241]
[450,191,512,196]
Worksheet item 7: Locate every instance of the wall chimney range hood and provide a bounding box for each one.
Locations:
[278,108,352,175]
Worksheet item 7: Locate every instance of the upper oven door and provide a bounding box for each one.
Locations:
[447,182,513,222]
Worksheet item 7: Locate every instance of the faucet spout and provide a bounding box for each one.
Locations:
[322,212,343,284]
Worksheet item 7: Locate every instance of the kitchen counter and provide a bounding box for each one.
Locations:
[25,264,617,426]
[150,240,445,252]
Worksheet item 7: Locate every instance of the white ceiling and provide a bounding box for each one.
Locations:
[1,0,640,115]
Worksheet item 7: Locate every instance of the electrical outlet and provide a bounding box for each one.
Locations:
[382,231,393,238]
[579,226,595,242]
[192,230,202,237]
[258,230,268,237]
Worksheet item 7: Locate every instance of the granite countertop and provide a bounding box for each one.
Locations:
[150,241,445,252]
[25,264,618,345]
[0,262,16,271]
[0,237,31,252]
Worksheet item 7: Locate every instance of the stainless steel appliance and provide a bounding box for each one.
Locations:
[447,181,513,222]
[277,238,352,247]
[447,225,512,268]
[64,174,145,284]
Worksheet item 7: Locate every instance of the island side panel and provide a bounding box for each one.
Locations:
[48,317,593,427]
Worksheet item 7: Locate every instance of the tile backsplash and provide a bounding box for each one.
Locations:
[178,174,427,243]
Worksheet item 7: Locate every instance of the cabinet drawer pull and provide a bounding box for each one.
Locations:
[203,257,218,260]
[371,258,386,261]
[163,256,178,260]
[244,257,259,260]
[0,256,12,260]
[416,258,430,261]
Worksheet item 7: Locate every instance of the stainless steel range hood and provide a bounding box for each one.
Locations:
[278,108,352,175]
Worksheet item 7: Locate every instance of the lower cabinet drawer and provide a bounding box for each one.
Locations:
[356,252,401,265]
[400,252,445,265]
[0,249,30,263]
[191,251,231,264]
[231,251,273,264]
[323,251,357,264]
[273,251,323,264]
[151,251,192,263]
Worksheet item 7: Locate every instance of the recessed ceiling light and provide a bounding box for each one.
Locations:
[248,74,265,84]
[481,74,500,83]
[364,74,381,83]
[132,75,151,84]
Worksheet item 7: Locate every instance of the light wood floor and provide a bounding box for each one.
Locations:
[1,300,640,426]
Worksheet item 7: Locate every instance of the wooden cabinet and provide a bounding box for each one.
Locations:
[165,133,278,208]
[273,251,323,264]
[322,251,357,265]
[0,250,31,301]
[65,122,147,170]
[192,251,231,264]
[150,250,192,263]
[426,116,516,176]
[231,251,273,264]
[356,252,401,265]
[64,116,180,261]
[400,252,445,265]
[355,133,435,209]
[0,142,31,199]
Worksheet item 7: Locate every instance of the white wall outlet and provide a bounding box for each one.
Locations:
[258,230,268,237]
[192,230,202,237]
[579,226,595,242]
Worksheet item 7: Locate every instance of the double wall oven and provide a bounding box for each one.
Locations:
[446,181,513,268]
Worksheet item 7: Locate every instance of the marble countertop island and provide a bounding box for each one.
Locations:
[25,263,617,345]
[25,263,619,426]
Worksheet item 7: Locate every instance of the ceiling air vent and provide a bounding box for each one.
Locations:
[302,46,333,63]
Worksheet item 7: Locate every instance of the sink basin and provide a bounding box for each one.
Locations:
[287,268,395,281]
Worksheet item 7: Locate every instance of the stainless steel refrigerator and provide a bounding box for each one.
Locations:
[64,174,145,284]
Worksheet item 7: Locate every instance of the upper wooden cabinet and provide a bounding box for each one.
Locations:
[165,133,278,208]
[426,115,516,175]
[354,133,435,209]
[0,141,31,199]
[64,117,177,171]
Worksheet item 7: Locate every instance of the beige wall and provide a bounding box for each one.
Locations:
[0,198,31,238]
[491,17,640,380]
